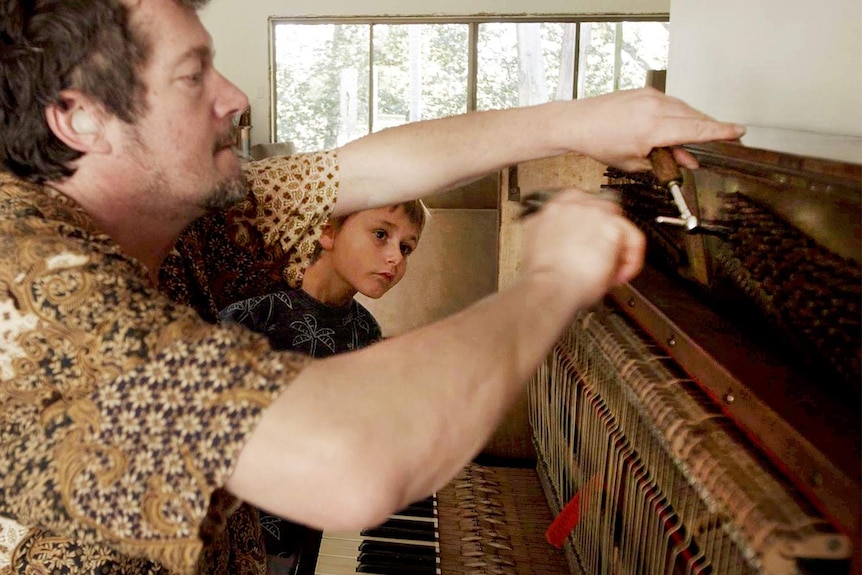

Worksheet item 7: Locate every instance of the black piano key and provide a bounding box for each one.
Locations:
[360,518,436,542]
[393,502,435,519]
[314,494,439,575]
[356,560,437,575]
[358,540,437,562]
[358,551,437,570]
[406,495,435,508]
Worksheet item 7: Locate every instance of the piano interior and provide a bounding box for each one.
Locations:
[524,141,861,575]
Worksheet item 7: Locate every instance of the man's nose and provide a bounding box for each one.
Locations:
[214,71,249,120]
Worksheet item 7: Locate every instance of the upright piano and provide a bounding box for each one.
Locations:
[300,140,860,575]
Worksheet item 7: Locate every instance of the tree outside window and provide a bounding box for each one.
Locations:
[272,19,669,152]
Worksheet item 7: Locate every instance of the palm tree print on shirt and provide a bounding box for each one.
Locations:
[291,314,336,355]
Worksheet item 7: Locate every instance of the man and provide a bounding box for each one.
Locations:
[0,0,746,574]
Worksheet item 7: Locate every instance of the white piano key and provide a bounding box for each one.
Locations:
[313,497,440,575]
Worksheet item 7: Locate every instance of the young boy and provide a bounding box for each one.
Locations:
[220,199,426,355]
[219,199,426,573]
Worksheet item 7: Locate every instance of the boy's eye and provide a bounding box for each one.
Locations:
[400,244,414,256]
[374,230,387,240]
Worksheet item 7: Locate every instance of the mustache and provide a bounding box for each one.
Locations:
[216,126,238,152]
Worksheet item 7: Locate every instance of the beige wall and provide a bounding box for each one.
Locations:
[199,0,670,146]
[667,0,862,162]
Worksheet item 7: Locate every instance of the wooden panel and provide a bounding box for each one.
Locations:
[484,153,608,461]
[421,173,500,210]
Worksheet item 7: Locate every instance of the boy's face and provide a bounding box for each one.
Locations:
[324,205,423,299]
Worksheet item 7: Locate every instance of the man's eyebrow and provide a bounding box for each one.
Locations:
[171,45,212,68]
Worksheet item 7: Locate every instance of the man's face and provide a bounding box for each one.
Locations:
[327,206,423,300]
[119,0,249,219]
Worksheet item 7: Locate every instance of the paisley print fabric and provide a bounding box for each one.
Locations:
[0,151,338,574]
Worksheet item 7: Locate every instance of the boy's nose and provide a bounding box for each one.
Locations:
[385,245,403,265]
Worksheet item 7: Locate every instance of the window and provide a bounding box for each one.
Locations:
[270,18,669,152]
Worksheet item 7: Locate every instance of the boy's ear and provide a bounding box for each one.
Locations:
[44,91,111,154]
[318,223,336,251]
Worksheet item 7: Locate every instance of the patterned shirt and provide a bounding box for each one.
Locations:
[0,151,338,575]
[220,289,382,357]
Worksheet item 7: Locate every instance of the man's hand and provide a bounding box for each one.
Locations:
[520,189,646,310]
[558,87,746,173]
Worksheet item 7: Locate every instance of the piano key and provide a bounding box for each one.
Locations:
[358,540,438,561]
[391,501,435,519]
[314,497,439,575]
[316,533,440,575]
[313,553,360,575]
[360,517,437,542]
[357,542,438,572]
[357,563,436,575]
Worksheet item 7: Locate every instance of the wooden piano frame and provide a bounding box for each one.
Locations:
[493,142,861,572]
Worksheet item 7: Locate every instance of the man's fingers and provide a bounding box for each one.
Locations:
[541,189,645,284]
[659,117,747,149]
[649,118,746,170]
[671,146,699,170]
[613,219,646,285]
[551,187,623,212]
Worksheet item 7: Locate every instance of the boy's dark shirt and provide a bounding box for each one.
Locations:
[220,288,382,357]
[219,288,382,570]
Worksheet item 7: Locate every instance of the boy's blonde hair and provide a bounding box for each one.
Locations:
[311,199,429,262]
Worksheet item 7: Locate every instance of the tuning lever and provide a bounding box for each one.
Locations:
[649,148,698,231]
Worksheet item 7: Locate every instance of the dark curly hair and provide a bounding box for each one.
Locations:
[0,0,210,183]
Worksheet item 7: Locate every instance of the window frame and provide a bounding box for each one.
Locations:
[266,14,669,143]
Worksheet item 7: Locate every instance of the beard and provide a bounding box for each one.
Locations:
[201,169,247,211]
[201,127,248,211]
[123,122,248,216]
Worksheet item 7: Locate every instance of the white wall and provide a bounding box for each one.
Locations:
[667,0,862,162]
[199,0,669,146]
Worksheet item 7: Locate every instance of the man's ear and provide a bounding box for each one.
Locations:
[44,92,111,154]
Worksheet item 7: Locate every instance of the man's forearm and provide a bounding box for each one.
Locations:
[331,88,746,217]
[227,269,585,530]
[334,102,570,215]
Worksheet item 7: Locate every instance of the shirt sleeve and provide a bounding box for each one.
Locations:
[159,151,339,322]
[0,228,312,574]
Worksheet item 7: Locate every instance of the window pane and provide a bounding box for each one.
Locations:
[477,22,576,111]
[578,21,669,98]
[371,23,468,132]
[273,23,370,151]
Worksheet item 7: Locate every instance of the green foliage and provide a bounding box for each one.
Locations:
[273,20,668,152]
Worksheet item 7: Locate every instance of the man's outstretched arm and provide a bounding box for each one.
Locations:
[333,88,745,216]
